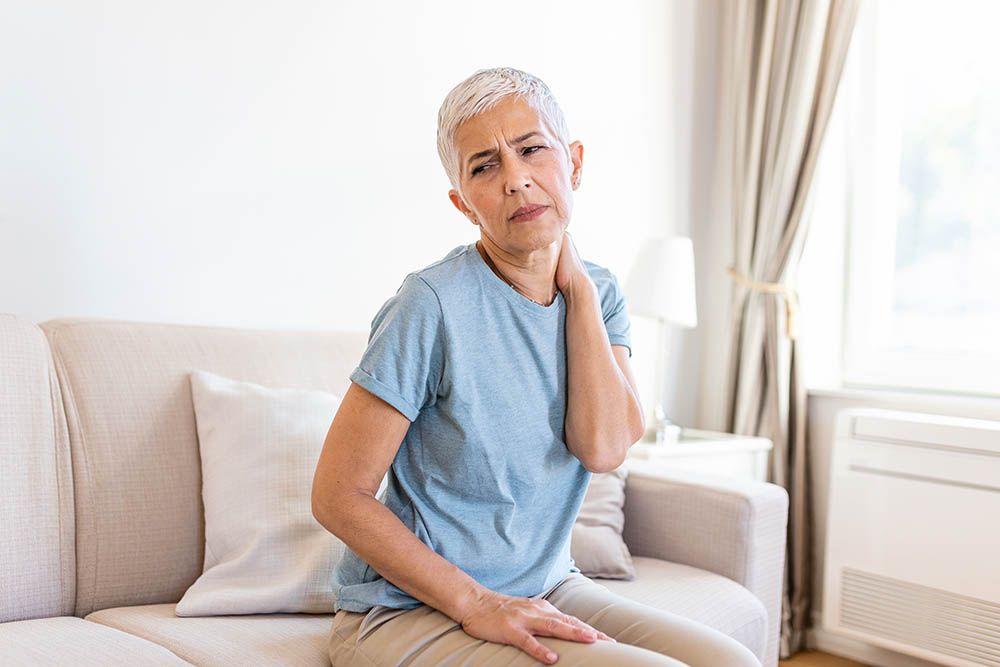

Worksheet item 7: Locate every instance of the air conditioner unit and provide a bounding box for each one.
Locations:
[823,407,1000,667]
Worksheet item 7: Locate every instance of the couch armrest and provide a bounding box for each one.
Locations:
[621,467,788,667]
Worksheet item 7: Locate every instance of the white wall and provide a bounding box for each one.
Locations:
[682,0,729,433]
[0,1,678,322]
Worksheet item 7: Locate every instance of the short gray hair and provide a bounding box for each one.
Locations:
[436,67,572,195]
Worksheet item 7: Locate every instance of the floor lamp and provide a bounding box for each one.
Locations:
[623,236,699,445]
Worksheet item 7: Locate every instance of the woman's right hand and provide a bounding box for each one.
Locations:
[458,589,616,664]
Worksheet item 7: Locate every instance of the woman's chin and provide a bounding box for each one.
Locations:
[510,218,561,235]
[517,227,562,247]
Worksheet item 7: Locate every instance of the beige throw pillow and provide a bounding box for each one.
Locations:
[571,466,636,580]
[176,370,345,616]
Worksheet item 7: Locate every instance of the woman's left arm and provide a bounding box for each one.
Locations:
[558,233,645,472]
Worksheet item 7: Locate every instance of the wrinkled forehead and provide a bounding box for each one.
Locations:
[454,96,557,163]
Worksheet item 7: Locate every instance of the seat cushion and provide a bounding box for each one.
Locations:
[86,604,334,667]
[85,559,766,666]
[0,616,191,665]
[597,556,768,660]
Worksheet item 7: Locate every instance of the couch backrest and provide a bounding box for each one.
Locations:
[39,317,367,617]
[1,315,76,623]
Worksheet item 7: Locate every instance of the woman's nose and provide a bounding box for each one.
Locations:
[503,161,531,194]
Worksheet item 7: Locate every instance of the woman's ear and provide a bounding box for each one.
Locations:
[568,141,584,189]
[448,189,478,226]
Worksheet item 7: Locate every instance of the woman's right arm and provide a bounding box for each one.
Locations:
[311,381,613,665]
[311,381,485,622]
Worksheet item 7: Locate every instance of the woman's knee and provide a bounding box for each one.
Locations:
[536,636,692,667]
[683,633,761,667]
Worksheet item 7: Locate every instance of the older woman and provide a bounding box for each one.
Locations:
[313,67,761,667]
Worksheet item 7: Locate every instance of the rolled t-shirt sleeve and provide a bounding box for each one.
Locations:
[600,271,632,358]
[349,274,445,422]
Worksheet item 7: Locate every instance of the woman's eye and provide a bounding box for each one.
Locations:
[471,147,543,176]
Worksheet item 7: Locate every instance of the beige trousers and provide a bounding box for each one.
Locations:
[328,572,762,666]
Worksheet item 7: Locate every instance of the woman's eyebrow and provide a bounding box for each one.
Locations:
[466,131,545,168]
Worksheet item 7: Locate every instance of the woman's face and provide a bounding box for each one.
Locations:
[448,95,583,255]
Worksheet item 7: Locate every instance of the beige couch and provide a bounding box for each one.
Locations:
[0,313,789,666]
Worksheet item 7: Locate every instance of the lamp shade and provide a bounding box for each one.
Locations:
[624,236,698,328]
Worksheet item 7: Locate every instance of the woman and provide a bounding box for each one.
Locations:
[313,67,761,667]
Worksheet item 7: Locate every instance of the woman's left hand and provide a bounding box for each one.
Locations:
[554,231,593,298]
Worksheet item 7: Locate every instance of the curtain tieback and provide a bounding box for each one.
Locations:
[726,266,800,340]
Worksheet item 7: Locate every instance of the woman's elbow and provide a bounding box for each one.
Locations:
[591,421,644,472]
[311,486,333,529]
[586,457,620,474]
[311,474,346,532]
[586,435,634,473]
[630,413,646,445]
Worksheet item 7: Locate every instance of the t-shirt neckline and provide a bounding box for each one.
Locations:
[467,242,564,318]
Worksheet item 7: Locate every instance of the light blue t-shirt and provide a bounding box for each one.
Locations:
[332,241,632,613]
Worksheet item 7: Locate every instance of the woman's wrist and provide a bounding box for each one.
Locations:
[561,272,598,306]
[452,578,498,625]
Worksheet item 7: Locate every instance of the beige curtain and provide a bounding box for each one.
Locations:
[717,0,860,660]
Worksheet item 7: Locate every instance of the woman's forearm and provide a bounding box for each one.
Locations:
[317,492,488,622]
[563,278,644,472]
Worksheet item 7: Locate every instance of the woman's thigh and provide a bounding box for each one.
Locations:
[328,601,691,666]
[544,572,762,667]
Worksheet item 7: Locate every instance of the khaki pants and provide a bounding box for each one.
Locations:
[328,572,762,666]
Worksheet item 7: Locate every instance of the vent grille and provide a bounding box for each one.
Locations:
[840,567,1000,666]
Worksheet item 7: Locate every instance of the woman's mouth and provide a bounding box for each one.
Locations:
[510,205,548,222]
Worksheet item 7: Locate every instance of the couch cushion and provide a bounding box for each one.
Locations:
[83,560,766,667]
[571,466,636,580]
[0,616,192,665]
[0,314,75,622]
[597,556,768,660]
[39,317,367,617]
[86,604,333,667]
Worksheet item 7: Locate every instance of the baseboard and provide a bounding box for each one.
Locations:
[807,612,946,667]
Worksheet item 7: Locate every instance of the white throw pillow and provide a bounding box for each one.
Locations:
[176,370,345,616]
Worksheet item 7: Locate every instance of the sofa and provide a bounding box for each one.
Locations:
[0,313,789,666]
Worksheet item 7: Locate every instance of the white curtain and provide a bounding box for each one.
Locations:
[714,0,860,660]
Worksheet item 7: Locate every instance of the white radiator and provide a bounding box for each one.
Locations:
[822,407,1000,667]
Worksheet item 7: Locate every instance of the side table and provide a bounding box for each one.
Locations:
[624,427,773,482]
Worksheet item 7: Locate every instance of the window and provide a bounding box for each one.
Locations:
[823,0,1000,397]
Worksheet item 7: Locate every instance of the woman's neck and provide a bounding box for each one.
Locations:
[476,240,558,306]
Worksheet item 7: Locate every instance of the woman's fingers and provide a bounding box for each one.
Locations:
[521,616,619,664]
[517,631,559,664]
[535,616,603,643]
[511,610,623,665]
[557,613,617,642]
